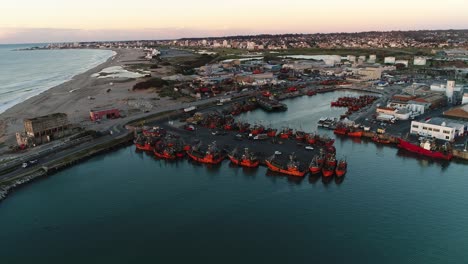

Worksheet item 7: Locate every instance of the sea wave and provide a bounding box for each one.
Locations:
[0,46,116,114]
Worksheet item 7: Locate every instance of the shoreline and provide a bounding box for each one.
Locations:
[0,48,153,152]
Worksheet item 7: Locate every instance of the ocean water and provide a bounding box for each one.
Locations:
[0,92,466,263]
[0,44,115,114]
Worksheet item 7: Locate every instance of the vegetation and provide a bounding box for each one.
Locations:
[173,54,218,75]
[132,77,169,91]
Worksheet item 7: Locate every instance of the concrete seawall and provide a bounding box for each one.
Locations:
[0,133,133,202]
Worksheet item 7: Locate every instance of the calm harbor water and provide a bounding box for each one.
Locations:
[0,92,466,263]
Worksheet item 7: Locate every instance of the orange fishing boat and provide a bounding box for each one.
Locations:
[372,135,391,144]
[322,164,335,177]
[265,153,306,177]
[347,130,363,138]
[295,131,305,141]
[135,139,153,151]
[309,156,322,174]
[267,128,278,137]
[186,142,225,164]
[335,159,347,177]
[154,148,176,160]
[305,133,316,144]
[251,124,265,136]
[228,148,260,168]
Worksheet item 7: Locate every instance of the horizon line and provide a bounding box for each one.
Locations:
[1,27,467,45]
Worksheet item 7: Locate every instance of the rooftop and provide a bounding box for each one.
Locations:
[443,105,468,120]
[25,113,68,122]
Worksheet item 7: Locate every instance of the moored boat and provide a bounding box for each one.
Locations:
[397,138,453,160]
[335,159,347,177]
[322,164,335,177]
[228,148,260,168]
[309,156,322,174]
[265,153,306,177]
[187,141,225,164]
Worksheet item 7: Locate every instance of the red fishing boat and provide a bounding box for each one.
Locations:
[135,142,152,151]
[265,153,306,177]
[228,148,260,168]
[305,133,316,144]
[322,164,335,177]
[295,131,306,141]
[154,148,176,160]
[309,156,322,174]
[335,159,347,177]
[186,142,225,164]
[347,130,363,138]
[333,127,348,135]
[325,153,337,167]
[397,138,453,160]
[267,128,278,137]
[251,124,265,136]
[372,135,391,144]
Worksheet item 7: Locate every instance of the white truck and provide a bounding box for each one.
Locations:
[376,114,396,123]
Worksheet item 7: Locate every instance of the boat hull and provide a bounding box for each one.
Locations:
[187,151,224,164]
[265,160,306,177]
[397,138,453,160]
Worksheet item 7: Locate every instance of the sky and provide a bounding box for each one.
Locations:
[1,0,467,44]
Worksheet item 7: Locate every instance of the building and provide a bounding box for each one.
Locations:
[368,54,377,63]
[90,108,120,122]
[16,113,72,146]
[384,57,396,64]
[412,93,447,109]
[410,118,465,141]
[444,104,468,120]
[376,107,410,120]
[462,93,468,105]
[413,57,427,66]
[358,67,382,80]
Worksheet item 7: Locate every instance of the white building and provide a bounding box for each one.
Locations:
[347,55,356,63]
[384,57,396,64]
[414,57,427,66]
[410,118,465,141]
[368,55,377,63]
[462,93,468,105]
[446,80,455,102]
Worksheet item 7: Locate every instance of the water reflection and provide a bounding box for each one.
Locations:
[265,169,345,185]
[396,149,451,170]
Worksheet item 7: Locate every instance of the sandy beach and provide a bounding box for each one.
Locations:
[0,48,184,153]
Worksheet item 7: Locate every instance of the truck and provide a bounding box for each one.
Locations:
[253,133,269,140]
[183,106,197,113]
[376,114,395,123]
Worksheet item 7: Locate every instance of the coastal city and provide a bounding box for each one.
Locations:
[1,29,467,200]
[1,0,468,261]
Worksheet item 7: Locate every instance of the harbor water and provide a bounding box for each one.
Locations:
[0,92,466,263]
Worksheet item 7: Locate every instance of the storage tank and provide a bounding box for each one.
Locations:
[446,80,455,101]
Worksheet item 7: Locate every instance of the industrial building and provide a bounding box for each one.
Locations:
[16,113,73,146]
[358,67,382,81]
[90,108,121,122]
[410,118,465,141]
[384,57,396,64]
[444,105,468,120]
[376,107,411,120]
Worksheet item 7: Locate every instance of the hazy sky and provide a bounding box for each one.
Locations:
[1,0,467,43]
